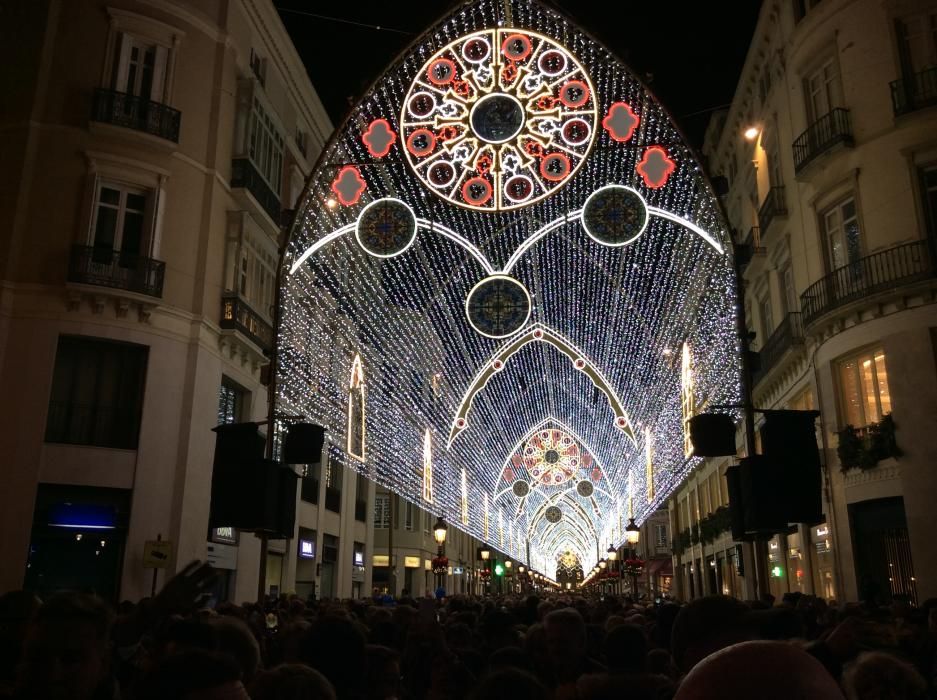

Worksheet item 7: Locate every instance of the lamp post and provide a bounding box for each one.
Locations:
[505,559,512,593]
[479,547,490,595]
[607,545,619,596]
[625,517,641,597]
[432,516,448,595]
[518,564,526,593]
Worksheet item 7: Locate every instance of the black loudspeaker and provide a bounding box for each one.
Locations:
[688,413,737,457]
[760,410,822,524]
[739,455,788,534]
[724,465,749,541]
[210,423,265,530]
[209,424,298,538]
[282,423,326,464]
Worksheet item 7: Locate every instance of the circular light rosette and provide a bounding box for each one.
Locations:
[465,274,531,338]
[354,198,418,258]
[400,28,597,211]
[581,185,649,247]
[576,480,594,498]
[522,428,581,486]
[545,505,563,523]
[512,480,531,498]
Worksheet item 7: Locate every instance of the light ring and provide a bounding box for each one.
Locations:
[354,198,418,259]
[580,184,649,247]
[465,274,532,339]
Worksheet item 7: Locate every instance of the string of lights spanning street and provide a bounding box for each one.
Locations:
[279,0,741,574]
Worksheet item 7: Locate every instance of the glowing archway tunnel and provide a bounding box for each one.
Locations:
[278,0,741,573]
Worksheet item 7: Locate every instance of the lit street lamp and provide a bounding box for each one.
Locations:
[432,516,448,594]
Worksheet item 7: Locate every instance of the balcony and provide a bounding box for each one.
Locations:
[91,88,181,143]
[757,186,787,235]
[890,67,937,117]
[220,295,273,353]
[800,239,937,327]
[231,158,282,225]
[792,108,853,174]
[752,312,804,386]
[68,245,165,298]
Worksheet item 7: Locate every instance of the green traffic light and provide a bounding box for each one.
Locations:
[494,563,504,576]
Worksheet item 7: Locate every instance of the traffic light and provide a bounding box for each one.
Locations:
[494,563,504,576]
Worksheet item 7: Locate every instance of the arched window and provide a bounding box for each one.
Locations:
[681,343,695,457]
[347,354,365,461]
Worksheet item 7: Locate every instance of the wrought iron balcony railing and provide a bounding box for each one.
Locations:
[757,186,787,235]
[793,108,853,173]
[752,312,804,385]
[231,158,282,224]
[91,88,181,143]
[890,66,937,116]
[68,245,165,298]
[220,294,273,352]
[800,239,937,326]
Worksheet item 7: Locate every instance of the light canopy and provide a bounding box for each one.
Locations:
[278,0,740,574]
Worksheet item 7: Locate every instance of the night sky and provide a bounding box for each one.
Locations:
[276,1,763,148]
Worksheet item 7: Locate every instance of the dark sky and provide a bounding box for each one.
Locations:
[276,1,762,148]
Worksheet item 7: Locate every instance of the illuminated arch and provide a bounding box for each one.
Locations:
[347,354,366,461]
[448,324,637,446]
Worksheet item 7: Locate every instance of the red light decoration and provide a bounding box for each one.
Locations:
[501,33,532,60]
[406,128,437,157]
[559,80,590,108]
[636,146,676,189]
[362,119,396,158]
[462,177,492,206]
[427,58,457,86]
[330,166,366,206]
[602,102,639,143]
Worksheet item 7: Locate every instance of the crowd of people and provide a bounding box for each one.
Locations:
[1,560,935,699]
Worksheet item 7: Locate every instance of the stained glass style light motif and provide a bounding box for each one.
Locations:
[523,428,581,485]
[279,0,741,574]
[400,28,597,211]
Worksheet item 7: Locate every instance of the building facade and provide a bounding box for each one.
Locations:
[672,0,937,603]
[0,0,369,603]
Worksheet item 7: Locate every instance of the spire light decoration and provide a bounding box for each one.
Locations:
[278,0,741,573]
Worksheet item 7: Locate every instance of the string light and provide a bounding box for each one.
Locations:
[278,0,740,573]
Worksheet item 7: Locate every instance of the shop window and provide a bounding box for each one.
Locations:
[45,336,148,449]
[837,348,891,428]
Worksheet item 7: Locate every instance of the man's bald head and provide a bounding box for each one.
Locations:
[675,640,844,700]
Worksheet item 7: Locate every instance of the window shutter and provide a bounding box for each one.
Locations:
[151,44,168,102]
[113,33,131,92]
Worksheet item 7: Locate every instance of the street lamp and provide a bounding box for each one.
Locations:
[625,517,641,597]
[607,545,619,595]
[431,516,448,594]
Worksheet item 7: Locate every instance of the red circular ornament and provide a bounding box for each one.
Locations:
[406,129,436,157]
[501,33,532,61]
[540,153,571,182]
[427,58,457,85]
[462,177,492,206]
[559,80,590,108]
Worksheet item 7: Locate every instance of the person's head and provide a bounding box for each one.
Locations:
[842,651,928,700]
[670,596,754,672]
[646,648,676,679]
[141,649,249,700]
[0,590,41,682]
[603,622,647,673]
[17,592,113,700]
[543,607,587,660]
[674,640,844,700]
[365,644,400,700]
[208,616,261,686]
[470,668,550,700]
[300,614,367,697]
[250,663,336,700]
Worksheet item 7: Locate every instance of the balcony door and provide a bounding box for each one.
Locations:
[822,196,862,270]
[91,182,151,269]
[112,34,167,102]
[805,58,843,123]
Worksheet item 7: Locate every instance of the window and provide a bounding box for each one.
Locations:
[838,348,892,427]
[300,463,320,504]
[218,377,247,425]
[821,196,862,270]
[295,127,308,158]
[91,182,152,263]
[896,12,937,76]
[45,336,148,449]
[794,0,824,22]
[373,494,390,529]
[656,524,669,548]
[760,294,774,338]
[781,265,797,315]
[353,541,365,567]
[249,98,284,195]
[920,165,937,238]
[250,48,267,87]
[325,456,341,491]
[238,230,275,317]
[805,58,843,121]
[112,34,168,101]
[768,141,782,188]
[405,501,414,531]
